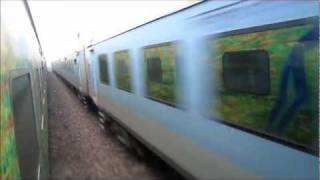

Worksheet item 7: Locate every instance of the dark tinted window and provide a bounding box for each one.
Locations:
[223,50,269,94]
[147,57,162,82]
[118,58,127,74]
[98,54,109,85]
[11,74,39,179]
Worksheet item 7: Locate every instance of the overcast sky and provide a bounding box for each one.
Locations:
[28,1,198,63]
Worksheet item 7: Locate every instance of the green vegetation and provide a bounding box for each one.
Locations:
[144,44,176,105]
[114,50,132,92]
[208,24,318,150]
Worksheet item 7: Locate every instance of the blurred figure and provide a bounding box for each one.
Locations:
[267,25,318,136]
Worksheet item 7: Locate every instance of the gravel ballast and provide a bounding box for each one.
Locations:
[47,72,177,179]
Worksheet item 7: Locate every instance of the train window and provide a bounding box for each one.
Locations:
[114,50,132,92]
[222,50,269,94]
[208,21,319,153]
[144,43,176,105]
[11,73,40,179]
[98,54,109,85]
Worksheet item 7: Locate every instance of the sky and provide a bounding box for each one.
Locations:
[28,1,198,63]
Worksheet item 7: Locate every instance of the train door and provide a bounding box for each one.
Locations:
[76,52,82,89]
[77,50,89,96]
[87,48,98,103]
[83,50,90,95]
[10,70,41,180]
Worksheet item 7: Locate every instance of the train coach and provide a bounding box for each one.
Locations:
[1,0,49,180]
[52,0,319,179]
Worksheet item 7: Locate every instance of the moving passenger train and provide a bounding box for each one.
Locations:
[1,0,49,180]
[52,1,319,179]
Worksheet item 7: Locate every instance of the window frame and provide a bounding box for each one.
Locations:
[113,49,132,92]
[143,41,178,107]
[206,16,319,155]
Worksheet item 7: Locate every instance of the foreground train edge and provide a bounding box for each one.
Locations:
[1,0,49,179]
